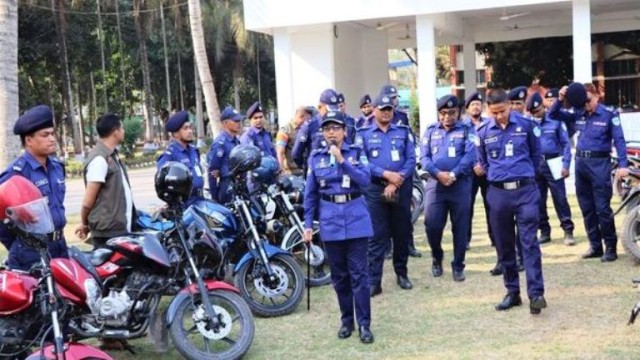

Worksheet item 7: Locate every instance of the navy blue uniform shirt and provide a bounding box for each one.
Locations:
[533,114,572,170]
[355,123,416,180]
[207,131,240,198]
[157,140,204,198]
[420,121,477,179]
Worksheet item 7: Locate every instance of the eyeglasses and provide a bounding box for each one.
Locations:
[378,107,393,112]
[438,109,458,117]
[322,125,344,132]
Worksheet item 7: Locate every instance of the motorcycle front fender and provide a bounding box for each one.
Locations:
[165,280,240,326]
[233,242,291,275]
[614,187,640,216]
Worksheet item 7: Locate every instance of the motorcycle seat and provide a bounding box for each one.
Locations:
[82,248,114,266]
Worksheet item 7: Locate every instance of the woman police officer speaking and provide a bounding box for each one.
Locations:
[303,110,375,343]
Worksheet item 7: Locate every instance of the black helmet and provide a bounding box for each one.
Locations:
[228,145,262,175]
[252,156,278,185]
[155,161,193,204]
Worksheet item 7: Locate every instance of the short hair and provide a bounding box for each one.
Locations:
[486,89,509,105]
[96,113,122,138]
[583,82,598,96]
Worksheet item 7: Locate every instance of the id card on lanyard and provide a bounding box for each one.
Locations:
[505,141,514,157]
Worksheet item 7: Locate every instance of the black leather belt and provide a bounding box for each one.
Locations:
[371,177,387,186]
[489,178,534,190]
[321,192,362,203]
[48,229,64,241]
[576,150,609,159]
[542,153,560,160]
[192,188,204,197]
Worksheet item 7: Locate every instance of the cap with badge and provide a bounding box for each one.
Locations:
[465,91,483,109]
[565,83,588,108]
[380,85,399,98]
[220,106,243,122]
[544,88,559,99]
[373,94,394,109]
[319,89,340,111]
[14,105,55,136]
[507,86,528,102]
[321,111,346,127]
[359,94,372,108]
[165,110,190,132]
[526,93,544,112]
[437,94,459,111]
[246,101,263,119]
[337,93,345,104]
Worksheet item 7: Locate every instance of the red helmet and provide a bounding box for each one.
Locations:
[0,176,53,234]
[0,176,42,220]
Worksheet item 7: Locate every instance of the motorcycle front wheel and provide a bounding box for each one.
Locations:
[169,290,255,360]
[281,224,331,287]
[622,205,640,263]
[234,254,304,317]
[411,179,425,225]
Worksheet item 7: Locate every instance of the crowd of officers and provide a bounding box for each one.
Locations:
[0,80,629,346]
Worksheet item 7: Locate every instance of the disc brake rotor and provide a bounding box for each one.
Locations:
[305,244,325,267]
[253,264,288,297]
[192,304,232,340]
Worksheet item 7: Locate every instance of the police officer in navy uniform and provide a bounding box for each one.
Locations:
[476,88,547,314]
[543,88,559,111]
[527,93,575,245]
[207,106,242,204]
[157,110,205,206]
[421,95,476,282]
[337,93,357,143]
[549,83,628,262]
[379,85,409,125]
[240,102,278,162]
[357,94,416,296]
[508,86,528,114]
[303,110,374,344]
[0,105,68,270]
[292,89,341,173]
[355,94,373,129]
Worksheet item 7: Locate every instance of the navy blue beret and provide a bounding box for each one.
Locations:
[437,95,459,111]
[380,85,399,97]
[14,105,54,136]
[359,94,372,107]
[246,101,263,119]
[220,106,243,122]
[319,89,340,111]
[165,110,189,132]
[465,91,483,108]
[526,93,543,112]
[321,111,346,127]
[566,83,588,108]
[545,88,559,99]
[337,93,345,104]
[507,86,528,101]
[373,94,394,109]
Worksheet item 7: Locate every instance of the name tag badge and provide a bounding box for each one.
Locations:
[391,149,400,162]
[194,165,203,177]
[342,175,351,188]
[505,141,514,157]
[448,145,456,158]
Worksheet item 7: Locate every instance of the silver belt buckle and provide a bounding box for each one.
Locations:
[504,182,518,190]
[583,150,591,158]
[335,194,347,203]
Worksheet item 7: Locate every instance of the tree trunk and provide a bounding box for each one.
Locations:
[90,71,98,145]
[195,62,204,145]
[0,0,22,168]
[177,50,185,109]
[75,82,85,154]
[51,0,82,158]
[134,0,155,143]
[114,0,127,115]
[96,0,108,111]
[160,3,171,111]
[187,0,221,137]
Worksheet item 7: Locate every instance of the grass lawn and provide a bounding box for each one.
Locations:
[3,195,640,359]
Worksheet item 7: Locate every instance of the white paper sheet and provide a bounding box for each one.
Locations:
[546,156,564,180]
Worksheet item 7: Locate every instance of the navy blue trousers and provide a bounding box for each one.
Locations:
[488,183,544,298]
[424,178,471,271]
[324,237,371,328]
[536,162,574,235]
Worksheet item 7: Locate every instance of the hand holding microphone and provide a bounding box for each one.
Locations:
[328,140,344,165]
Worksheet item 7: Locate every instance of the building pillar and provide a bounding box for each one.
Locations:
[463,41,477,97]
[572,0,592,83]
[273,28,294,126]
[416,14,437,136]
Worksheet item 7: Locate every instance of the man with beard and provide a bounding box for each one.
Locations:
[241,102,278,161]
[356,94,374,128]
[157,110,205,206]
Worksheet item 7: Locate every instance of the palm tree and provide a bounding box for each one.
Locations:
[133,0,155,143]
[0,0,22,168]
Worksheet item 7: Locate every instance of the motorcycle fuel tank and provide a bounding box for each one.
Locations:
[0,270,38,315]
[51,258,97,306]
[187,199,238,238]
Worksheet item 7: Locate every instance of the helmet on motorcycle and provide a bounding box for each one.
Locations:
[251,156,278,185]
[228,145,262,176]
[155,161,193,205]
[0,175,54,234]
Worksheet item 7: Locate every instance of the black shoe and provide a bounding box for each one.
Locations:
[517,260,525,272]
[432,261,443,277]
[359,326,374,344]
[489,262,503,276]
[495,293,522,311]
[408,247,423,258]
[452,270,465,282]
[538,233,551,244]
[601,248,618,262]
[397,275,413,290]
[337,324,354,339]
[529,295,547,314]
[582,248,604,259]
[370,285,382,297]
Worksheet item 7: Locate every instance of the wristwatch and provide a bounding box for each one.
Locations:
[449,172,456,181]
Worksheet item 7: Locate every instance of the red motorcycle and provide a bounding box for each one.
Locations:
[0,176,112,360]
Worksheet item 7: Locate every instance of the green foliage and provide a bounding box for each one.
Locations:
[122,116,143,158]
[64,159,84,178]
[409,91,420,134]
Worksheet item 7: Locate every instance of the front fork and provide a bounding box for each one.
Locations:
[41,257,66,359]
[237,199,276,281]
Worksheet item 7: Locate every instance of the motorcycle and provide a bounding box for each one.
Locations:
[614,169,640,263]
[412,166,428,224]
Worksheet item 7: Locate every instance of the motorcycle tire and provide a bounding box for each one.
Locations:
[622,205,640,263]
[411,181,425,225]
[280,225,331,287]
[234,254,304,317]
[169,290,255,360]
[626,196,640,214]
